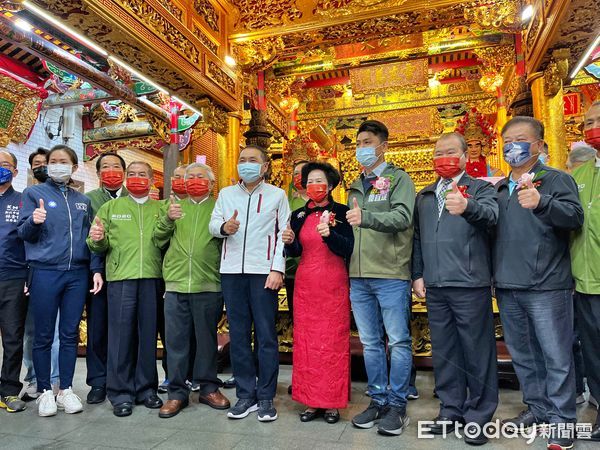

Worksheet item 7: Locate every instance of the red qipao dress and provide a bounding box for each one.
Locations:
[285,200,354,409]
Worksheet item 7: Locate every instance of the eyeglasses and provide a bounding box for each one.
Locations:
[0,162,15,169]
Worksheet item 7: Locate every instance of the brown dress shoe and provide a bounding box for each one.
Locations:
[158,399,189,418]
[198,390,230,410]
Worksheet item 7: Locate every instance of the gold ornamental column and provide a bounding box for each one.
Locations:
[528,72,546,121]
[220,111,242,189]
[544,86,568,170]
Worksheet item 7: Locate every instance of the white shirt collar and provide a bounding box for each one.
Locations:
[189,196,208,205]
[130,195,148,204]
[364,161,388,178]
[596,156,600,168]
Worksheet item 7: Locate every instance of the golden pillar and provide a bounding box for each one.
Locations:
[220,111,242,189]
[528,72,546,121]
[544,86,568,170]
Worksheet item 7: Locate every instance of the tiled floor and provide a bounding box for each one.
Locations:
[1,359,598,450]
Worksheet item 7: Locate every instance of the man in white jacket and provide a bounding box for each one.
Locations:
[210,145,289,422]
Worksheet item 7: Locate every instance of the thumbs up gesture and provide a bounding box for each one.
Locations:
[167,195,183,221]
[33,198,47,224]
[89,217,105,242]
[517,174,541,209]
[223,209,240,235]
[445,181,468,216]
[346,197,362,227]
[282,222,295,244]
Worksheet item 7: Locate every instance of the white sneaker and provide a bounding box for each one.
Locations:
[21,382,39,400]
[576,394,586,405]
[36,390,57,417]
[56,388,83,414]
[589,394,598,408]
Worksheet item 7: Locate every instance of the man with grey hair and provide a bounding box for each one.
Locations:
[153,162,229,418]
[0,150,27,413]
[412,133,499,444]
[567,144,596,171]
[571,101,600,441]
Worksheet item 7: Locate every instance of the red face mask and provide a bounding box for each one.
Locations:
[293,174,303,191]
[306,183,328,203]
[584,127,600,150]
[171,178,187,195]
[126,177,151,196]
[101,170,124,190]
[186,178,210,197]
[434,156,463,179]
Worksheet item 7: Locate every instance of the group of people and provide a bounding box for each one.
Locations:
[0,104,598,450]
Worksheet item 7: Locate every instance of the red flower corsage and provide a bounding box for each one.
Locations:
[320,210,338,227]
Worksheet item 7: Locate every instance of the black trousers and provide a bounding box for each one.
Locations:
[157,282,168,379]
[164,291,223,400]
[286,278,295,322]
[427,286,498,425]
[221,274,279,401]
[106,279,159,405]
[575,293,600,408]
[85,284,108,388]
[0,278,27,397]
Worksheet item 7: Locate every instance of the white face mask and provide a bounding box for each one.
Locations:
[47,163,72,184]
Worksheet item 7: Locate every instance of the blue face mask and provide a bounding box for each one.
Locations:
[237,162,262,183]
[503,141,533,167]
[356,142,384,168]
[538,153,548,165]
[0,166,13,185]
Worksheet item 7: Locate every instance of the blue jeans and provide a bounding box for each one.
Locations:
[29,268,88,392]
[350,278,412,409]
[23,306,59,385]
[496,289,576,423]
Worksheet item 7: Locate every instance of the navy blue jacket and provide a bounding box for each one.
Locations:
[18,180,102,273]
[493,161,583,290]
[0,185,27,280]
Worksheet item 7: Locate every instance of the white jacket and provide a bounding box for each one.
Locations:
[209,181,290,275]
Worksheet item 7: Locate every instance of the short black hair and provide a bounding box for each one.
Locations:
[501,116,544,140]
[357,120,389,142]
[0,150,18,167]
[96,152,126,172]
[293,159,309,168]
[48,145,78,165]
[301,161,341,189]
[28,147,49,167]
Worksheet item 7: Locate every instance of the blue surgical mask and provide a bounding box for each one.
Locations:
[0,166,13,185]
[538,153,548,165]
[237,162,262,183]
[503,142,533,167]
[356,142,384,168]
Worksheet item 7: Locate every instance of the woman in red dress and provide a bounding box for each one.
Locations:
[283,162,354,424]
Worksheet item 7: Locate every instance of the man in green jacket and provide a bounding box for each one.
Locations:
[152,162,230,418]
[87,161,163,418]
[346,120,415,436]
[572,101,600,441]
[84,152,128,405]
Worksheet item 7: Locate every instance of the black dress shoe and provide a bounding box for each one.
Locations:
[324,410,340,424]
[143,394,163,409]
[86,386,106,404]
[300,408,323,422]
[428,416,461,434]
[463,423,488,446]
[223,376,235,389]
[590,423,600,441]
[113,402,133,417]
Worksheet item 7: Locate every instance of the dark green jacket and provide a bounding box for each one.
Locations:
[347,164,415,280]
[153,197,222,293]
[86,186,129,217]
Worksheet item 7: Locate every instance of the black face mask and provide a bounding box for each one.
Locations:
[33,166,48,183]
